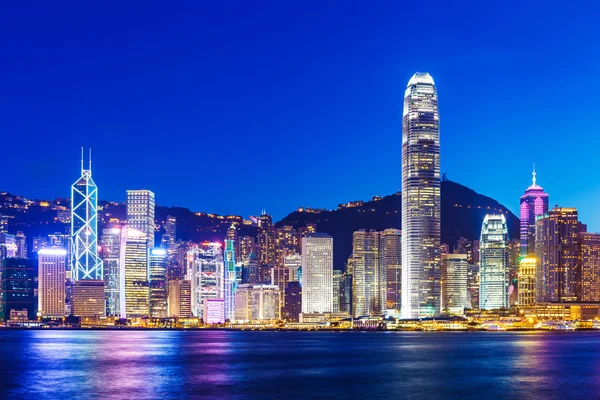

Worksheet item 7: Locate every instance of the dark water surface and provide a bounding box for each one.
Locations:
[1,330,599,399]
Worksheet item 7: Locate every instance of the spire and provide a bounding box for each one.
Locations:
[89,148,92,172]
[532,163,536,186]
[81,147,84,174]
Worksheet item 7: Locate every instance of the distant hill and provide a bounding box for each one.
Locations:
[276,180,519,271]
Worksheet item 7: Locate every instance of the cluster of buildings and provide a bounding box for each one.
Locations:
[1,72,600,329]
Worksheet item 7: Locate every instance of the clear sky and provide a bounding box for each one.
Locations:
[2,2,600,230]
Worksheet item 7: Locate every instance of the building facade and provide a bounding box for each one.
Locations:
[479,214,509,310]
[38,248,67,317]
[519,169,549,257]
[579,232,600,302]
[301,233,333,314]
[100,227,121,316]
[167,279,192,317]
[121,227,149,317]
[187,243,224,320]
[381,229,402,312]
[149,248,168,318]
[126,190,156,249]
[441,253,468,315]
[518,257,537,307]
[351,230,383,317]
[0,258,36,321]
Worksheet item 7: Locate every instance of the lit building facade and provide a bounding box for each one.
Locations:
[441,254,468,315]
[518,257,537,307]
[351,230,383,317]
[519,169,549,257]
[38,248,67,317]
[126,190,156,249]
[234,284,280,321]
[579,232,600,302]
[284,253,301,282]
[149,248,168,318]
[242,251,260,284]
[282,281,302,322]
[72,280,105,317]
[100,227,121,316]
[120,227,149,317]
[535,207,580,302]
[187,243,224,319]
[301,233,333,314]
[224,239,241,321]
[479,214,509,310]
[15,231,26,259]
[401,72,441,319]
[381,229,402,312]
[167,279,192,317]
[0,258,36,321]
[238,236,255,263]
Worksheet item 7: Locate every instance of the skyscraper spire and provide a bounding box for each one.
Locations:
[532,163,536,186]
[89,148,92,172]
[81,147,84,174]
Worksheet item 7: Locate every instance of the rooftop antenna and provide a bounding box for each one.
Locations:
[81,147,84,174]
[89,148,92,172]
[532,163,536,186]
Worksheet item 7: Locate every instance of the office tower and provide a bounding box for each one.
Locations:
[351,230,383,317]
[519,168,549,256]
[479,214,509,310]
[187,242,224,319]
[0,258,36,321]
[149,248,168,318]
[535,207,580,302]
[224,239,241,321]
[165,215,176,248]
[282,281,302,322]
[71,149,103,281]
[126,190,156,248]
[226,224,239,262]
[242,251,260,284]
[517,257,537,307]
[274,225,299,267]
[467,263,479,309]
[167,279,192,317]
[441,254,468,315]
[121,227,149,317]
[71,280,105,317]
[257,212,275,266]
[333,270,342,313]
[284,253,301,282]
[381,229,402,312]
[100,227,121,316]
[301,233,333,314]
[579,233,600,302]
[0,233,16,260]
[234,284,280,321]
[38,248,67,317]
[271,266,290,297]
[401,72,441,319]
[339,272,353,314]
[238,236,255,263]
[15,232,26,259]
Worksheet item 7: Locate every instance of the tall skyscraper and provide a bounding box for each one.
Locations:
[441,254,468,315]
[351,230,383,317]
[167,279,192,318]
[242,251,260,284]
[519,168,549,256]
[15,231,27,259]
[401,72,441,319]
[381,229,402,312]
[479,214,509,310]
[100,227,121,316]
[517,257,536,307]
[165,215,176,247]
[333,270,342,313]
[257,212,275,267]
[301,233,333,314]
[224,239,240,321]
[238,236,255,263]
[120,227,149,318]
[38,248,67,317]
[579,232,600,302]
[187,243,224,320]
[0,258,36,321]
[71,149,103,281]
[149,248,168,318]
[284,253,301,282]
[535,207,580,302]
[126,190,156,249]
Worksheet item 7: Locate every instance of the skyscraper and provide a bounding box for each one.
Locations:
[0,258,36,321]
[223,239,240,321]
[120,227,149,318]
[381,229,402,312]
[301,233,333,314]
[579,232,600,302]
[479,214,509,310]
[517,257,536,307]
[126,190,156,249]
[351,230,383,317]
[535,207,580,302]
[519,168,549,256]
[167,279,192,318]
[441,253,468,315]
[15,231,27,259]
[187,242,224,320]
[71,149,103,281]
[100,227,121,316]
[401,72,441,319]
[38,248,67,317]
[149,248,168,318]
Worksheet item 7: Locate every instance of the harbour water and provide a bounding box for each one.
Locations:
[1,330,599,399]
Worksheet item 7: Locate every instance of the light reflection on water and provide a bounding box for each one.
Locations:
[1,330,600,399]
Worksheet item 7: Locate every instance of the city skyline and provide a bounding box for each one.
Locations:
[2,3,600,231]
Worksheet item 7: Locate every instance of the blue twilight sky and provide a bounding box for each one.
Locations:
[2,2,600,230]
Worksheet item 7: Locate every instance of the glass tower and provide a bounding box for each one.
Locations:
[71,149,103,281]
[479,214,509,310]
[401,72,441,318]
[224,239,240,321]
[519,168,549,256]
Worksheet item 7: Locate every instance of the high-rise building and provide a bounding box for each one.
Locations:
[333,270,342,313]
[149,248,168,318]
[223,239,241,321]
[234,284,280,321]
[126,190,156,249]
[284,253,301,282]
[71,280,105,317]
[535,207,580,302]
[274,225,299,267]
[579,232,600,302]
[187,243,224,320]
[257,212,275,267]
[381,229,402,312]
[271,266,290,298]
[401,72,441,319]
[351,230,383,317]
[242,251,260,284]
[165,215,176,248]
[238,236,255,263]
[282,281,302,322]
[71,149,103,281]
[339,272,353,315]
[0,233,17,260]
[100,227,121,316]
[519,169,549,257]
[517,257,537,307]
[479,214,509,310]
[121,227,149,318]
[467,263,479,309]
[38,248,67,317]
[0,258,36,321]
[167,279,192,317]
[15,231,27,259]
[441,254,468,315]
[301,233,333,314]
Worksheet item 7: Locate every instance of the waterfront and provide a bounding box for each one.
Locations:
[1,331,600,399]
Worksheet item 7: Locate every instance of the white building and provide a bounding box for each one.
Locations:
[126,190,156,249]
[38,248,67,317]
[187,243,224,319]
[479,214,509,310]
[301,233,333,314]
[234,284,280,321]
[441,254,468,315]
[120,227,149,318]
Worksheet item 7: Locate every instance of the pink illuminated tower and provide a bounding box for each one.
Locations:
[519,167,549,256]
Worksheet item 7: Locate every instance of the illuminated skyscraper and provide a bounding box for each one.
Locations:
[100,227,121,316]
[351,230,383,317]
[149,248,168,318]
[38,249,67,317]
[224,239,241,321]
[284,253,301,282]
[519,168,549,256]
[187,243,224,319]
[401,72,441,319]
[301,233,333,314]
[517,257,536,307]
[441,254,468,315]
[381,229,402,312]
[535,207,580,302]
[71,149,103,281]
[120,227,149,317]
[15,232,27,259]
[579,232,600,302]
[126,190,156,249]
[0,258,36,321]
[238,236,255,263]
[479,214,509,310]
[167,279,192,317]
[257,212,275,278]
